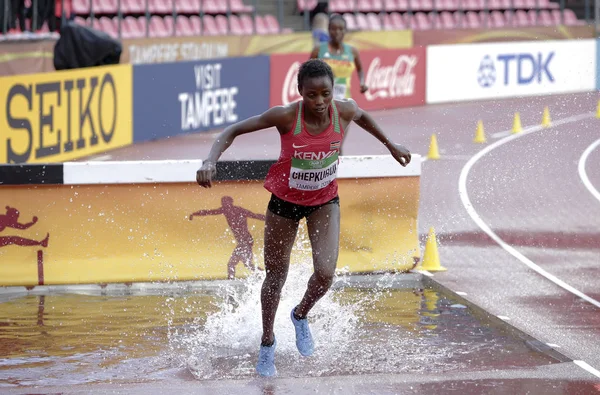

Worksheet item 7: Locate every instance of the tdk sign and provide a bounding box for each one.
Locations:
[477,52,555,88]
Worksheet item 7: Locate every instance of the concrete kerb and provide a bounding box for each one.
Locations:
[421,274,574,364]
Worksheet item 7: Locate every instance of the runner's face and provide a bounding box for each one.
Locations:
[300,76,333,116]
[329,19,345,44]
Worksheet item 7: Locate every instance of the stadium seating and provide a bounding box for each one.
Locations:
[0,0,585,37]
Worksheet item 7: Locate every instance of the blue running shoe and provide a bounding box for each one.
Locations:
[256,337,277,377]
[291,307,314,356]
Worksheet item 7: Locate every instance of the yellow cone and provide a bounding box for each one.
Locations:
[428,134,440,160]
[596,100,600,119]
[421,227,447,272]
[473,120,486,143]
[541,106,551,128]
[512,112,522,134]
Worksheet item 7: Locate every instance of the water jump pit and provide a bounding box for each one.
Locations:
[0,267,563,390]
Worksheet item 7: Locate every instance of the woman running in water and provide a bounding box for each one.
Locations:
[310,13,368,102]
[195,59,411,377]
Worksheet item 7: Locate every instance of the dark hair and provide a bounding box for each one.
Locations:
[329,13,346,28]
[297,59,335,90]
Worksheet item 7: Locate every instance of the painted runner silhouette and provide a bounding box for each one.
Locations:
[0,206,49,248]
[190,196,266,279]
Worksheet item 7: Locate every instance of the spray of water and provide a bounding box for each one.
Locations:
[168,259,390,379]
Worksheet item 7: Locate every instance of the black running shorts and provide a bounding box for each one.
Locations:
[267,194,340,222]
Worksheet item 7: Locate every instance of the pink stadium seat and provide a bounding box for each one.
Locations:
[438,11,455,28]
[420,0,434,10]
[330,0,355,13]
[214,14,229,34]
[74,16,88,25]
[547,0,560,9]
[552,9,581,25]
[202,0,219,13]
[125,0,146,13]
[414,11,431,29]
[90,0,106,14]
[355,12,370,29]
[228,14,244,34]
[297,0,318,11]
[465,11,481,27]
[230,0,253,12]
[463,0,481,10]
[189,15,202,33]
[152,0,174,14]
[165,15,176,34]
[514,9,530,25]
[176,0,200,13]
[490,10,505,26]
[383,12,394,29]
[98,16,116,37]
[254,15,270,34]
[122,16,144,38]
[394,11,408,27]
[239,14,254,33]
[149,16,168,37]
[202,15,220,34]
[357,0,372,12]
[175,16,193,36]
[264,14,281,33]
[383,0,398,10]
[513,0,526,8]
[343,13,358,30]
[540,9,555,24]
[408,0,422,11]
[73,0,90,15]
[366,12,382,29]
[487,0,501,9]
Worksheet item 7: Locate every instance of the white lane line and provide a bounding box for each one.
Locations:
[578,138,600,204]
[574,360,600,379]
[458,111,600,310]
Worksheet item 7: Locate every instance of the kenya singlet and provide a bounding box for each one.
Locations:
[318,42,355,100]
[264,101,344,206]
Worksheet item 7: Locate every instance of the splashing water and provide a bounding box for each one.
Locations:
[166,256,390,380]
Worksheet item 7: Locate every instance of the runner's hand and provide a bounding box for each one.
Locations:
[196,160,217,188]
[389,143,411,167]
[360,84,368,93]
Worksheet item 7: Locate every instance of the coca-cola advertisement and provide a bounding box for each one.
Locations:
[269,53,305,107]
[269,48,426,111]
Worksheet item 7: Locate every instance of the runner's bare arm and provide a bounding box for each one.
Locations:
[352,47,368,93]
[309,46,319,59]
[339,100,411,167]
[196,106,294,188]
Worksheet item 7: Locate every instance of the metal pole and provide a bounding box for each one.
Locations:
[560,0,565,24]
[483,0,488,28]
[145,0,149,37]
[277,0,283,32]
[90,0,94,28]
[32,0,38,31]
[594,0,600,38]
[118,0,122,38]
[172,0,176,36]
[3,0,9,33]
[253,0,257,33]
[585,0,590,23]
[303,0,309,30]
[199,0,203,35]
